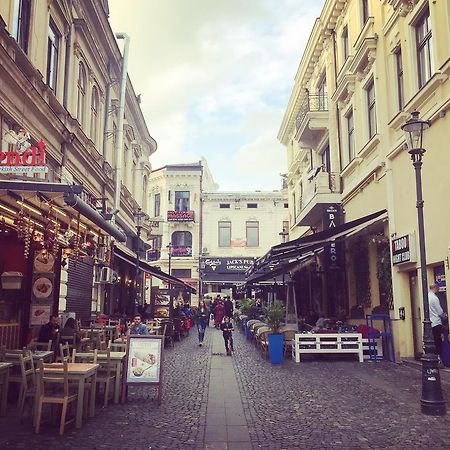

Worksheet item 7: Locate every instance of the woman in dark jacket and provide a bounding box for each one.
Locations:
[195,300,209,347]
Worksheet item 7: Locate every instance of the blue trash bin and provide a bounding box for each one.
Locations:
[268,333,284,364]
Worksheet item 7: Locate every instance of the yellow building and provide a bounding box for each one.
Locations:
[0,0,157,344]
[278,0,450,359]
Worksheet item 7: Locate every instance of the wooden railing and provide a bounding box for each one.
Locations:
[0,323,20,349]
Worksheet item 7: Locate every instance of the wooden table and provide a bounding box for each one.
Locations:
[4,350,54,366]
[75,352,126,404]
[0,362,12,416]
[34,363,99,429]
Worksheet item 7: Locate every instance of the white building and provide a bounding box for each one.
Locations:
[200,191,289,296]
[148,160,217,305]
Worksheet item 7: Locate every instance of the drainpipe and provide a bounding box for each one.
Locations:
[331,30,343,175]
[198,161,204,299]
[111,33,130,219]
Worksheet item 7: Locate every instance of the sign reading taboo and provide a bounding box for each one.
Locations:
[124,335,164,404]
[167,210,195,222]
[392,234,416,265]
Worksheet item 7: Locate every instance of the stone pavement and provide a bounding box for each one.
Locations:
[2,327,450,449]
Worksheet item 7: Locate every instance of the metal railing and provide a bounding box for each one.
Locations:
[296,94,329,131]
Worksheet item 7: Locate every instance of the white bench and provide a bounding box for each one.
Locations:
[292,333,364,363]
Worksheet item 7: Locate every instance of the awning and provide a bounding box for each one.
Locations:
[113,244,196,293]
[0,180,126,242]
[247,209,387,284]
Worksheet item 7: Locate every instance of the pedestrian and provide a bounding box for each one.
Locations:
[38,314,59,342]
[224,296,233,318]
[128,314,149,335]
[214,301,225,328]
[195,300,209,346]
[429,284,447,361]
[220,315,234,355]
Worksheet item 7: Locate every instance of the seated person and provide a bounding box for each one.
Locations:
[38,315,59,342]
[128,314,149,335]
[60,317,80,344]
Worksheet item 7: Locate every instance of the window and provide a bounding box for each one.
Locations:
[362,0,369,25]
[77,63,86,126]
[321,145,331,172]
[342,26,349,63]
[154,193,161,217]
[366,81,376,139]
[284,203,288,208]
[247,203,258,209]
[218,221,231,247]
[219,203,230,209]
[346,110,355,162]
[282,220,289,232]
[171,231,192,247]
[174,191,190,211]
[171,269,191,278]
[12,0,31,52]
[90,86,99,145]
[246,221,259,247]
[150,235,162,250]
[395,48,404,110]
[317,77,327,110]
[46,20,60,90]
[416,7,433,88]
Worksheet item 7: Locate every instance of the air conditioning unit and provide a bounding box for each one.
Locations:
[97,267,119,284]
[202,247,209,255]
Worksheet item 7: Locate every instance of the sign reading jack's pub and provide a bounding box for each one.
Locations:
[392,234,416,265]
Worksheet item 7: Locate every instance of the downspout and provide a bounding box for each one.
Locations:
[198,162,204,299]
[61,14,73,168]
[111,33,130,218]
[331,30,343,175]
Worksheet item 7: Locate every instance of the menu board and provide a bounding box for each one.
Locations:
[30,304,52,326]
[124,335,164,404]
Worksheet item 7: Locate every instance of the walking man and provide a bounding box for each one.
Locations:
[429,284,447,360]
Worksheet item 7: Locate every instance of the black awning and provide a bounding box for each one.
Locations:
[113,246,196,293]
[247,209,388,284]
[64,192,126,242]
[202,272,247,283]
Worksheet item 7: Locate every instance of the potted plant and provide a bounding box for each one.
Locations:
[265,301,286,364]
[239,298,256,338]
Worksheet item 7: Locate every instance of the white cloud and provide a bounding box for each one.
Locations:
[108,0,325,190]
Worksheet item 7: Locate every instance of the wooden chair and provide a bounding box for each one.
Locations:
[2,349,28,406]
[109,342,126,352]
[59,342,71,363]
[161,321,174,348]
[282,329,297,357]
[18,352,37,421]
[96,349,115,407]
[35,360,78,435]
[72,349,98,418]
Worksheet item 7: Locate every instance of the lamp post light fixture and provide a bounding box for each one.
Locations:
[401,111,446,416]
[133,207,146,309]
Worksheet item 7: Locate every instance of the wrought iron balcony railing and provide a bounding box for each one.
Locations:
[295,94,329,131]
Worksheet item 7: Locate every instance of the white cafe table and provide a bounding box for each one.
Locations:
[75,352,126,404]
[0,362,12,416]
[34,362,99,429]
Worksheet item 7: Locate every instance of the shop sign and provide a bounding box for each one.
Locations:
[146,249,160,261]
[201,257,255,274]
[0,131,47,173]
[392,234,416,265]
[170,246,192,257]
[322,204,343,270]
[167,210,194,222]
[149,221,160,228]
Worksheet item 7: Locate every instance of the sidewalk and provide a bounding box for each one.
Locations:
[205,330,251,450]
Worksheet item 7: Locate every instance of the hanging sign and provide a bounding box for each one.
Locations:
[123,335,164,404]
[322,204,343,270]
[392,234,416,265]
[1,130,47,173]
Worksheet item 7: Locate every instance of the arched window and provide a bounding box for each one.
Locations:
[171,231,192,257]
[77,62,86,126]
[90,86,99,146]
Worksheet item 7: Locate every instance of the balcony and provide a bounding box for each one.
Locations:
[295,170,342,227]
[294,94,329,148]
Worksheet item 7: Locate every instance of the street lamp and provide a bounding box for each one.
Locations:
[133,208,146,310]
[401,111,446,416]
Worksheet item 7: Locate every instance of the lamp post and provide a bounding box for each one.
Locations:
[133,208,145,311]
[401,111,446,416]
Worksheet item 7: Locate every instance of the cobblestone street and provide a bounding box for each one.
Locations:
[2,328,450,449]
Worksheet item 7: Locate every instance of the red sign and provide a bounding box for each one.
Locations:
[167,210,194,222]
[170,246,192,257]
[0,139,47,173]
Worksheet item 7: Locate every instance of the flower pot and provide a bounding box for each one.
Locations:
[268,333,284,364]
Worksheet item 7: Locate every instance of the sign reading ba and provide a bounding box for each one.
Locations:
[322,204,342,270]
[1,130,47,174]
[167,210,194,222]
[392,234,416,265]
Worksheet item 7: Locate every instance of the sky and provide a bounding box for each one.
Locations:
[108,0,324,191]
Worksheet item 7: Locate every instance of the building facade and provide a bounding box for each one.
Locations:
[201,191,289,297]
[278,0,450,359]
[148,161,218,305]
[0,0,156,346]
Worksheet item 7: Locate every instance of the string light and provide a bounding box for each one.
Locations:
[0,203,16,215]
[17,201,41,215]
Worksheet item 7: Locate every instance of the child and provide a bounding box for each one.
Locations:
[220,316,234,356]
